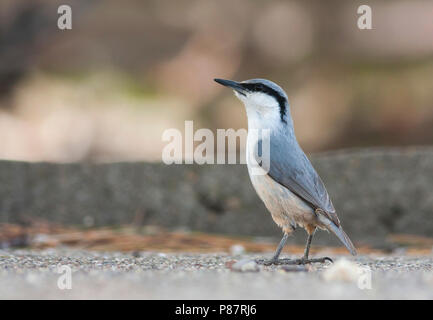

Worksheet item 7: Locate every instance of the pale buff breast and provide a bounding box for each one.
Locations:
[248,168,321,234]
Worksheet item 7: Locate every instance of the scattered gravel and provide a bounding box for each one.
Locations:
[0,249,432,299]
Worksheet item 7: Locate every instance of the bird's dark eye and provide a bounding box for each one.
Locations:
[255,84,264,91]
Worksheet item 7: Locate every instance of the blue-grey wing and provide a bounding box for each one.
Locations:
[255,137,339,226]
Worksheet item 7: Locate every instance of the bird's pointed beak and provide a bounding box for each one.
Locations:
[214,78,246,96]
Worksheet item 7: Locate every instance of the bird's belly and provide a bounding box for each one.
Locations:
[245,129,319,233]
[248,170,318,233]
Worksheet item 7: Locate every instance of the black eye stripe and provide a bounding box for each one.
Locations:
[241,83,287,124]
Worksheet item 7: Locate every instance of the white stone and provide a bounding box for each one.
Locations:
[231,259,259,272]
[230,244,245,255]
[322,258,362,282]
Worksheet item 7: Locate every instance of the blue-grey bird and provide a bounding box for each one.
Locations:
[214,78,357,265]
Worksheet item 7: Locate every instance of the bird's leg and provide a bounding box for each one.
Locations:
[255,233,289,265]
[303,231,314,260]
[299,229,333,264]
[256,229,333,266]
[272,232,289,261]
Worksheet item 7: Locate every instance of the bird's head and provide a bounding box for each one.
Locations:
[214,78,289,124]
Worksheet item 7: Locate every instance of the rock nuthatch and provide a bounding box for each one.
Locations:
[215,78,357,265]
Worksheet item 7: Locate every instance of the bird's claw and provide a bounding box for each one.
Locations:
[302,257,333,264]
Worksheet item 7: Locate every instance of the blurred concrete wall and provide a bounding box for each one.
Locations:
[1,148,432,248]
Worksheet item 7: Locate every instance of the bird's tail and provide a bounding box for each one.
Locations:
[318,216,357,256]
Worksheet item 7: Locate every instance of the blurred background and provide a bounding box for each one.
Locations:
[1,0,433,254]
[1,0,433,162]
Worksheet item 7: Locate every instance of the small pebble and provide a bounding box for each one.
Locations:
[229,244,245,255]
[231,259,260,272]
[281,265,312,272]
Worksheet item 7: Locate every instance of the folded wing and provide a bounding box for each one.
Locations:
[255,136,340,226]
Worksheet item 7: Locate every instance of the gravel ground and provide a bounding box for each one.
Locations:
[0,249,433,299]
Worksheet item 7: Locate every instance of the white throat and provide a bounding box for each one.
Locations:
[236,91,282,131]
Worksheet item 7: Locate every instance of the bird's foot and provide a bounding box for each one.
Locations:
[255,257,333,266]
[255,258,282,266]
[300,257,333,264]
